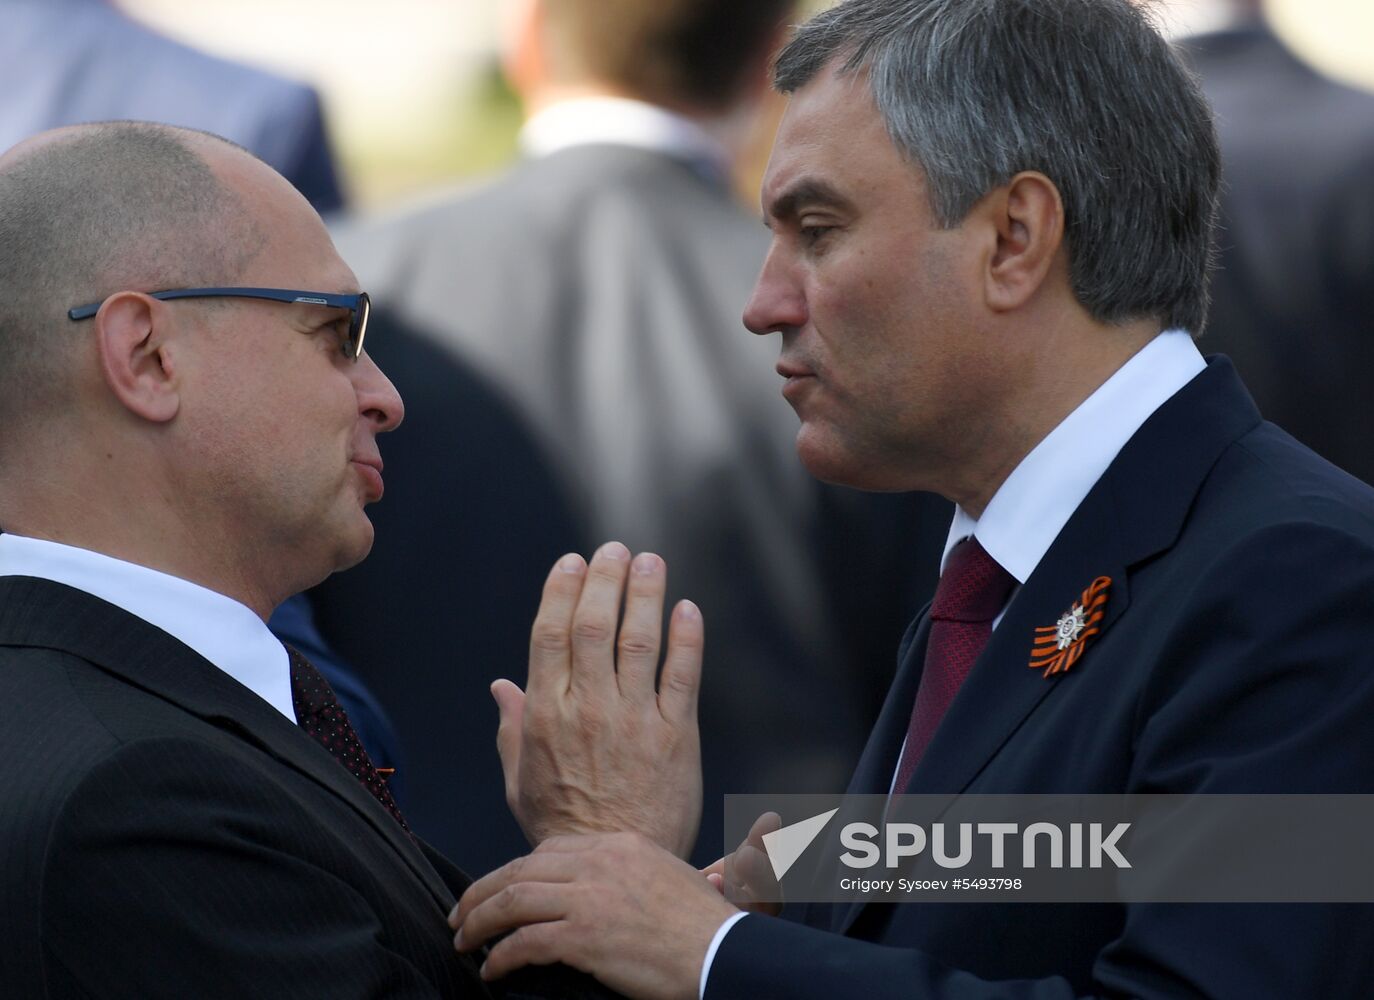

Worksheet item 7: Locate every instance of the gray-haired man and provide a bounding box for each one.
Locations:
[450,1,1374,997]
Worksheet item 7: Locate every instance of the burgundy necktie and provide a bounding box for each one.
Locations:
[287,646,410,831]
[893,538,1016,792]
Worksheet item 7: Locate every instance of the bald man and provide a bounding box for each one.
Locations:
[0,123,637,999]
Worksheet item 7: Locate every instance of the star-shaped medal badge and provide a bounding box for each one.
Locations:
[1055,604,1089,650]
[1029,576,1111,677]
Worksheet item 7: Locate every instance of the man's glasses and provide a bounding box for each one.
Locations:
[67,287,371,361]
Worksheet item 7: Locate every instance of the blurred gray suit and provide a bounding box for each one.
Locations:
[330,142,946,867]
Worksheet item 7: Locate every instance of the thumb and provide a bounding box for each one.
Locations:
[748,811,782,851]
[491,679,527,794]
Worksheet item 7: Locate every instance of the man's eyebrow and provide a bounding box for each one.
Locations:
[763,178,853,226]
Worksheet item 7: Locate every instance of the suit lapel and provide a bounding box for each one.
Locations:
[911,357,1261,797]
[827,610,930,934]
[837,357,1263,937]
[846,609,933,798]
[907,490,1130,796]
[0,577,453,909]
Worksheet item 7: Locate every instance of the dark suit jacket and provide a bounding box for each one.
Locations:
[1181,25,1374,486]
[706,358,1374,998]
[0,577,607,999]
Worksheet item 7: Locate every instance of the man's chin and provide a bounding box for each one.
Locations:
[330,515,376,574]
[796,426,859,487]
[796,428,905,492]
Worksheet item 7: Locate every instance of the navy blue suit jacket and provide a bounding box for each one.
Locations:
[707,358,1374,998]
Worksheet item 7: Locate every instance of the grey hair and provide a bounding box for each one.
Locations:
[774,0,1220,334]
[0,122,260,422]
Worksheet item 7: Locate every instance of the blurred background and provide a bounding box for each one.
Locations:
[117,0,1374,213]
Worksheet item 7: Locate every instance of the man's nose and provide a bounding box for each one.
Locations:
[743,245,808,336]
[353,352,404,432]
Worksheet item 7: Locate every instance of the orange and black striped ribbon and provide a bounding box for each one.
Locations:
[1028,576,1111,678]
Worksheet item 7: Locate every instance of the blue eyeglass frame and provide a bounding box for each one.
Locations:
[67,287,371,361]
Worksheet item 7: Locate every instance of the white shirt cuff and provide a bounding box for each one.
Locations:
[699,911,750,1000]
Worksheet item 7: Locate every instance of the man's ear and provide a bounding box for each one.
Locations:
[979,171,1065,313]
[92,292,181,423]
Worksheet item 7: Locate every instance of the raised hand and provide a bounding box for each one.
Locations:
[492,542,704,859]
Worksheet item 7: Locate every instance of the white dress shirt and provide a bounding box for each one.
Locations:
[520,96,731,181]
[700,330,1207,997]
[0,533,296,722]
[940,329,1205,588]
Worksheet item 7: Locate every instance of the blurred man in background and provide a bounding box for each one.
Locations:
[1176,0,1374,484]
[0,0,344,215]
[325,0,947,870]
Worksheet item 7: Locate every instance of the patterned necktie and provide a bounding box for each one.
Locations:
[287,646,409,831]
[893,538,1017,792]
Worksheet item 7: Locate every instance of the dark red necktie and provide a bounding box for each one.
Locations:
[893,538,1016,792]
[287,646,409,831]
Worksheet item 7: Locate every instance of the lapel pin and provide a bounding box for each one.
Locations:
[1029,576,1111,678]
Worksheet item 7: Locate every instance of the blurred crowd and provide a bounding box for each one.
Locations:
[3,0,1369,877]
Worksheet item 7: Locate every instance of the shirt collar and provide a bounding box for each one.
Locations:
[519,97,730,182]
[0,533,295,722]
[943,330,1207,583]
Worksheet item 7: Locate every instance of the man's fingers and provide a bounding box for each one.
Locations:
[491,679,526,807]
[456,880,570,954]
[451,841,595,930]
[527,553,587,699]
[721,814,783,913]
[616,552,665,704]
[658,599,704,724]
[569,542,631,699]
[733,844,776,892]
[453,851,577,928]
[724,844,782,915]
[480,920,575,981]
